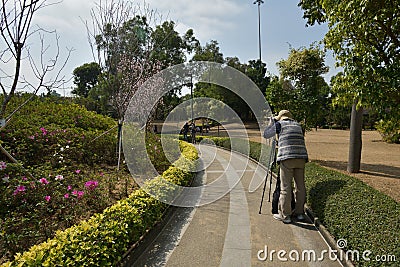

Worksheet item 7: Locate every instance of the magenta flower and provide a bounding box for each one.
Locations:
[64,193,69,199]
[45,195,51,202]
[67,185,72,191]
[75,169,81,174]
[13,185,26,195]
[40,127,48,135]
[39,178,49,185]
[84,180,99,190]
[72,190,84,199]
[0,161,6,170]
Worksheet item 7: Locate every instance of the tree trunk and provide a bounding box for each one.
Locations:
[347,100,363,173]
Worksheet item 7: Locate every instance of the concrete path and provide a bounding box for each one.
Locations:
[126,145,343,267]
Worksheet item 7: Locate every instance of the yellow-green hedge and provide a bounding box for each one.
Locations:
[1,141,198,267]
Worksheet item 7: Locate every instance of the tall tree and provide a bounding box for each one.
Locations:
[192,40,224,63]
[273,45,329,129]
[299,0,400,171]
[244,59,270,94]
[72,62,101,97]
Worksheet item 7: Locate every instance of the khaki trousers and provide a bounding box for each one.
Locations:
[279,158,306,217]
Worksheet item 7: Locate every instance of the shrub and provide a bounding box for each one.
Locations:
[1,141,198,266]
[305,163,399,267]
[0,94,173,262]
[375,119,400,143]
[1,93,117,167]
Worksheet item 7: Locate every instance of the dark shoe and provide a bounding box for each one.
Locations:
[296,214,306,222]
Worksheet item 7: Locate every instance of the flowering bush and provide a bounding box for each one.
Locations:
[1,94,117,167]
[0,93,176,263]
[1,141,198,266]
[0,164,125,259]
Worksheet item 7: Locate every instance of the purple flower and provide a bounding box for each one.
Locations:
[72,190,84,199]
[40,127,48,135]
[75,169,81,174]
[39,178,49,185]
[84,180,99,190]
[67,185,72,191]
[13,185,26,195]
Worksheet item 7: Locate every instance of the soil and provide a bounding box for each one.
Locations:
[304,129,400,202]
[206,124,400,202]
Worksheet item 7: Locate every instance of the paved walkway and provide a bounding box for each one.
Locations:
[125,145,342,267]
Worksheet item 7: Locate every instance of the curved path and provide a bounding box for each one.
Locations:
[125,145,342,267]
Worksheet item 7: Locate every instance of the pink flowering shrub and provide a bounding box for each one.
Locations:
[0,94,171,263]
[0,164,135,261]
[1,94,117,168]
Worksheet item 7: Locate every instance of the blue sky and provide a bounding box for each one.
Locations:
[24,0,339,94]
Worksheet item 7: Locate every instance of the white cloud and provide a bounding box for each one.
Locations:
[146,0,244,41]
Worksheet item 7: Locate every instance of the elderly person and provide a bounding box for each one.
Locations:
[263,110,308,223]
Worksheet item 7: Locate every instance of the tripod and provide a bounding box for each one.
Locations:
[258,138,277,214]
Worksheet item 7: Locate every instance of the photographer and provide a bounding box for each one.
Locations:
[263,110,308,223]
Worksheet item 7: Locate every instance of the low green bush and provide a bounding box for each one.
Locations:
[375,119,400,144]
[1,141,198,266]
[1,93,117,167]
[305,163,399,267]
[0,94,175,261]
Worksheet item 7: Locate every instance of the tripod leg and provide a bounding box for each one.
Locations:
[258,172,270,214]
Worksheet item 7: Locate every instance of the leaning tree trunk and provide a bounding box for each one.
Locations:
[347,100,363,173]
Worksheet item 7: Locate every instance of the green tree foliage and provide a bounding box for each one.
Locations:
[299,0,400,142]
[150,21,199,120]
[192,40,224,63]
[72,62,101,98]
[151,21,198,68]
[267,45,330,129]
[83,1,198,120]
[192,41,270,121]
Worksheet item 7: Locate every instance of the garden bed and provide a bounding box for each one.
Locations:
[1,141,198,266]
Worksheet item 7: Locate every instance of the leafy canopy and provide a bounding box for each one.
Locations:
[299,0,400,120]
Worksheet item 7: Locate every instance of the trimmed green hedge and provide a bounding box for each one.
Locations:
[305,163,399,267]
[1,141,198,267]
[194,135,399,267]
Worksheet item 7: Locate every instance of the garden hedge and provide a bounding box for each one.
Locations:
[1,141,198,267]
[192,135,399,267]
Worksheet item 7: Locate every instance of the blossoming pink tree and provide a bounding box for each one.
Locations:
[85,0,169,169]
